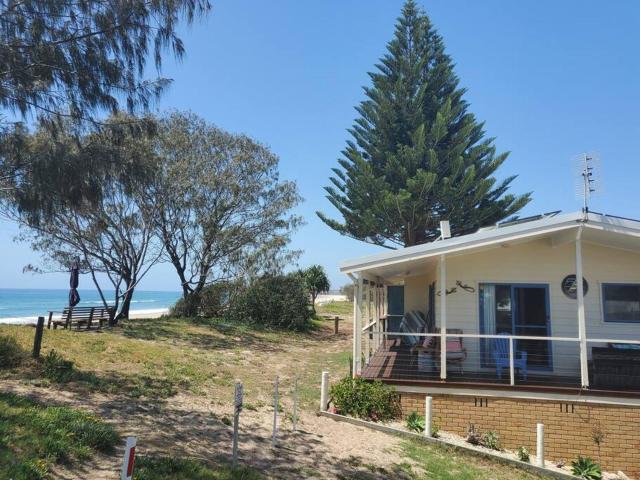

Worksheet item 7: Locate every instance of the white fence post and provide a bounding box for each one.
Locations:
[509,336,515,386]
[320,371,329,412]
[425,396,433,438]
[536,423,545,468]
[120,436,137,480]
[232,381,243,468]
[272,376,279,446]
[292,375,298,432]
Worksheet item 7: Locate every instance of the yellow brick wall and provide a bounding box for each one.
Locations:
[400,393,640,478]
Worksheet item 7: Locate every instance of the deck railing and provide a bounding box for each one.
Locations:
[360,324,640,392]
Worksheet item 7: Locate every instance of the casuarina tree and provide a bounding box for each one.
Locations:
[317,0,530,248]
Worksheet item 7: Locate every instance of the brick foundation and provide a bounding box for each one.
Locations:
[399,392,640,478]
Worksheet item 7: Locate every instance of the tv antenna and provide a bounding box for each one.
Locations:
[575,152,601,214]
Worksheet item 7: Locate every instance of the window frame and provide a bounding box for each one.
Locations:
[601,282,640,324]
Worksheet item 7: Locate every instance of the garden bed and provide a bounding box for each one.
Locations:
[320,410,579,480]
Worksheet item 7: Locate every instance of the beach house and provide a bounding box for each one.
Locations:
[341,210,640,475]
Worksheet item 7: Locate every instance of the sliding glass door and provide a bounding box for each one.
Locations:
[480,283,551,369]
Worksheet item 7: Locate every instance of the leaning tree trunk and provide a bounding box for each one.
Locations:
[114,280,135,323]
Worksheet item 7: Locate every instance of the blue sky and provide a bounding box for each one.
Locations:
[0,0,638,291]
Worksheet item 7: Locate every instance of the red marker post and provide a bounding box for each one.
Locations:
[120,436,137,480]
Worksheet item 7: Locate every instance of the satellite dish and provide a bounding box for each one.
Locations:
[440,220,451,239]
[574,152,601,213]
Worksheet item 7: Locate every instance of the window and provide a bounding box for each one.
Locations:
[602,284,640,323]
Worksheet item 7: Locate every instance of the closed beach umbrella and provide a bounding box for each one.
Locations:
[69,258,80,307]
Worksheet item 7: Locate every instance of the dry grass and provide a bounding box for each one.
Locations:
[0,315,351,408]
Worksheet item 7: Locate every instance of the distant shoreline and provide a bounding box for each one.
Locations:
[0,307,169,326]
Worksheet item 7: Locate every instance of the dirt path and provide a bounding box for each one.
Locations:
[2,380,407,479]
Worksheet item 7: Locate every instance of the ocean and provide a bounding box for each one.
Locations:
[0,288,181,325]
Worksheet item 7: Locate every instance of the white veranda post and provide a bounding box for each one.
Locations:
[575,228,589,388]
[440,254,447,380]
[352,274,363,377]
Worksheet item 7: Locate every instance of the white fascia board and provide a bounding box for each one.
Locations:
[340,211,640,275]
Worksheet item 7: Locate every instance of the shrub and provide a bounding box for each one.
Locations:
[329,376,400,422]
[0,335,26,368]
[482,431,501,451]
[516,446,530,463]
[571,456,601,480]
[170,281,241,318]
[225,273,313,330]
[406,411,425,433]
[466,424,482,445]
[42,350,75,383]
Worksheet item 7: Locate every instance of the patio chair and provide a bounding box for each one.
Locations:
[494,334,528,381]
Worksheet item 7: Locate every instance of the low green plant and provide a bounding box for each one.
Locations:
[406,412,425,433]
[329,376,400,422]
[466,424,481,445]
[0,335,26,368]
[42,349,75,383]
[516,446,530,463]
[482,431,501,451]
[133,456,262,479]
[0,392,119,480]
[431,422,440,438]
[571,456,601,480]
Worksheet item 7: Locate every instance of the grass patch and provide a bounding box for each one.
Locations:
[0,392,119,480]
[397,440,547,479]
[316,301,353,317]
[133,456,262,480]
[0,315,351,408]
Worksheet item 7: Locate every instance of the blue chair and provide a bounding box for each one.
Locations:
[494,334,528,381]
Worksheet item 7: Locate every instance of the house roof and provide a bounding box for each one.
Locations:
[340,211,640,280]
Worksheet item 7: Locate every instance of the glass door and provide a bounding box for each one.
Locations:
[513,286,551,369]
[480,283,551,369]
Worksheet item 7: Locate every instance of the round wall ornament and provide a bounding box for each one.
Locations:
[561,275,589,299]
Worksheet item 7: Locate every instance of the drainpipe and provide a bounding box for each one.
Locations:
[575,227,589,388]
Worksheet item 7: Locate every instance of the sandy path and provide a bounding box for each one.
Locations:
[2,380,407,479]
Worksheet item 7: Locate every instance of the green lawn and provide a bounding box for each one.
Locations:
[316,300,353,317]
[0,392,119,480]
[134,457,262,480]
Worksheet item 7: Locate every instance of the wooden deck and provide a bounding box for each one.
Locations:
[361,340,640,396]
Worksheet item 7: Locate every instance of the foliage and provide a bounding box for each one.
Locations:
[300,265,330,312]
[329,376,400,422]
[170,281,242,318]
[399,439,544,480]
[516,446,530,463]
[466,424,482,445]
[571,457,602,480]
[224,274,313,330]
[0,392,119,480]
[133,456,262,480]
[317,0,530,248]
[0,0,210,124]
[0,116,162,320]
[340,284,355,302]
[150,112,302,300]
[406,411,425,433]
[42,350,75,383]
[481,431,501,451]
[0,335,26,368]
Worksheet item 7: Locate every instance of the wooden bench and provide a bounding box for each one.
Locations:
[47,306,115,330]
